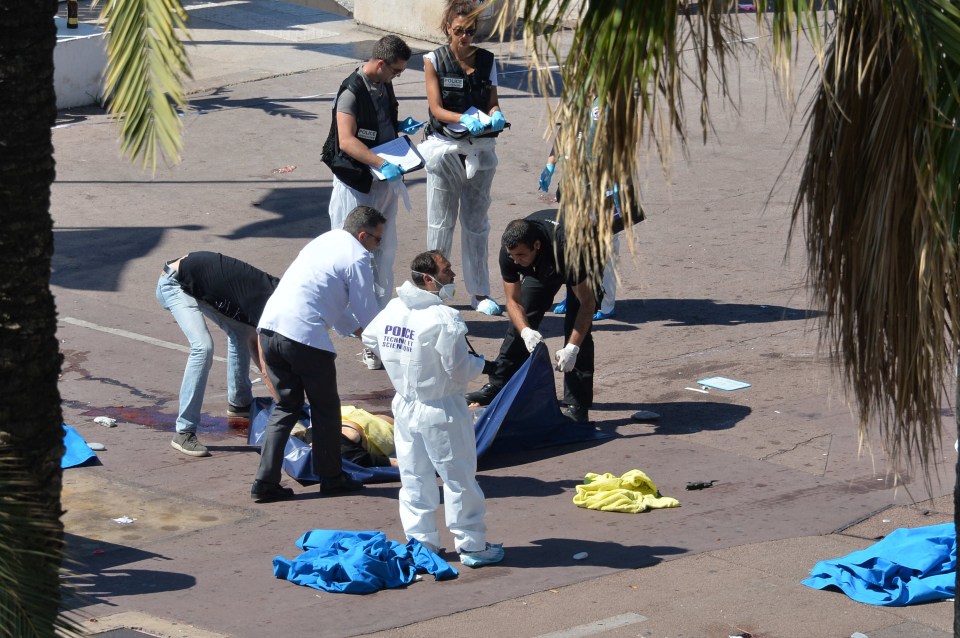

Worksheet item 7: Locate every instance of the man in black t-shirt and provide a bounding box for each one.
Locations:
[465,210,598,422]
[156,252,280,457]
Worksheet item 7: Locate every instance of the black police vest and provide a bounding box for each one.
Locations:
[427,45,498,140]
[321,70,398,193]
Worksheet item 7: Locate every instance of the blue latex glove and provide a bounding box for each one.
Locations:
[490,110,506,132]
[398,116,424,134]
[538,163,555,192]
[379,161,403,182]
[459,113,486,135]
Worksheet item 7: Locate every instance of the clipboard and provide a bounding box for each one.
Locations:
[445,106,492,134]
[369,135,425,180]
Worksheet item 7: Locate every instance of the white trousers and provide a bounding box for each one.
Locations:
[425,152,496,299]
[392,394,487,553]
[328,176,399,309]
[600,232,622,314]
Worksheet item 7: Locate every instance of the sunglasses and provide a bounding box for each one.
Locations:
[365,231,383,245]
[382,61,404,77]
[451,26,477,37]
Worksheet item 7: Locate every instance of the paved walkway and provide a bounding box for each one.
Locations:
[54,3,954,637]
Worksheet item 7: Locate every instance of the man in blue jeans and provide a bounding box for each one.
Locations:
[156,253,279,457]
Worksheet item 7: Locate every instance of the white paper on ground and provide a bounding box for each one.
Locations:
[696,376,751,391]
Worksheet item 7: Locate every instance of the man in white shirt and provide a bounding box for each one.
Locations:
[252,206,385,502]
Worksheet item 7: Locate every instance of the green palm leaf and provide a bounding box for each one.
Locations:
[792,0,960,482]
[0,447,82,637]
[501,0,960,479]
[97,0,193,171]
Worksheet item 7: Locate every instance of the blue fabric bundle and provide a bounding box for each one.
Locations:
[61,424,97,469]
[802,523,956,606]
[273,530,458,594]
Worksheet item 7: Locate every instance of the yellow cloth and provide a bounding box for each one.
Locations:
[573,470,680,513]
[340,405,395,458]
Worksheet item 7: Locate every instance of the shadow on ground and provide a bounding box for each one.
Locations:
[500,537,687,569]
[592,401,751,436]
[62,534,196,610]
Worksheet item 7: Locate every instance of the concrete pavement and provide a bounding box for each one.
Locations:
[53,3,955,637]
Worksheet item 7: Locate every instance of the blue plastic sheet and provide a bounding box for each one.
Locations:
[61,424,97,469]
[248,343,612,483]
[802,523,956,606]
[272,530,457,593]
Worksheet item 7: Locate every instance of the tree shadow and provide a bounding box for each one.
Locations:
[52,225,203,291]
[595,298,819,328]
[227,186,332,240]
[476,473,582,498]
[502,537,687,569]
[478,435,614,472]
[61,534,195,610]
[592,401,751,437]
[187,86,319,120]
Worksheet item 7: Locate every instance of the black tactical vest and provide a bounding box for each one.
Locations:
[321,70,399,193]
[426,45,498,140]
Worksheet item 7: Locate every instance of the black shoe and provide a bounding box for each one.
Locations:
[251,480,294,503]
[560,404,589,424]
[320,472,364,496]
[465,383,501,406]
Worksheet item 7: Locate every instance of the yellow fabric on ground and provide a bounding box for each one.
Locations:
[573,470,680,513]
[340,405,396,458]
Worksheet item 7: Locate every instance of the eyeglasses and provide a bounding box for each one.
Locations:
[383,61,404,77]
[365,231,383,245]
[451,26,477,37]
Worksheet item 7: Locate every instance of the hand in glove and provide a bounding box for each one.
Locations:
[520,327,543,353]
[490,110,506,132]
[398,116,424,134]
[538,163,555,192]
[459,113,486,135]
[554,343,580,372]
[379,161,403,182]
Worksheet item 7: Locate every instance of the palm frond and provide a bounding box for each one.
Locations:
[97,0,193,171]
[0,445,82,638]
[505,0,960,479]
[791,0,960,483]
[498,0,827,286]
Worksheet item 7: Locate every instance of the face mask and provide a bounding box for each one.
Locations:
[413,271,455,302]
[438,283,456,303]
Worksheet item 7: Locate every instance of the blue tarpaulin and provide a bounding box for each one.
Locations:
[273,530,457,593]
[61,424,97,469]
[248,343,612,483]
[802,523,956,606]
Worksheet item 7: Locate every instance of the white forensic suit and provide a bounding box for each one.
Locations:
[361,281,488,552]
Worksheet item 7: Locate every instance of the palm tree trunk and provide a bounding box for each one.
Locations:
[0,0,69,634]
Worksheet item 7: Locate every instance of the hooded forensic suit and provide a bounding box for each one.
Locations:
[361,281,488,552]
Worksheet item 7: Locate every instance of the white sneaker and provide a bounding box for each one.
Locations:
[359,348,382,370]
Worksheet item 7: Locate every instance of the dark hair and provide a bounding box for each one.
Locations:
[410,250,444,287]
[440,0,479,38]
[343,206,387,236]
[372,34,411,64]
[501,219,540,250]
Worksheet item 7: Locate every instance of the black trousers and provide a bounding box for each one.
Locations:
[256,330,342,483]
[490,274,595,410]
